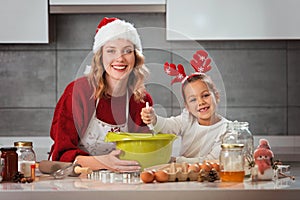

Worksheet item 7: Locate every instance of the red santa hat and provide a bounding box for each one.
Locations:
[92,17,142,53]
[257,139,271,150]
[253,139,274,158]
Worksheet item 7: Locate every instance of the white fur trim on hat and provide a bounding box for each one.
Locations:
[93,20,142,53]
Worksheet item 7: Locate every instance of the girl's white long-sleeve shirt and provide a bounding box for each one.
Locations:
[154,109,228,164]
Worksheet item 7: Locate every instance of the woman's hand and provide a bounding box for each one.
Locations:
[97,150,141,172]
[76,149,140,172]
[140,105,157,126]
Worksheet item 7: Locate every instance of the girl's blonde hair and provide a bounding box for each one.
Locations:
[87,48,149,102]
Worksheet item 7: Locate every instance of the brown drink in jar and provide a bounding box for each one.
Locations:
[0,147,18,182]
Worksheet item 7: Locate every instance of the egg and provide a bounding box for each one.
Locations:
[140,171,155,183]
[188,163,200,173]
[155,170,169,182]
[200,162,212,172]
[211,162,220,172]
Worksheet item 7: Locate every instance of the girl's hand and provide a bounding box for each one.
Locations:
[140,106,157,125]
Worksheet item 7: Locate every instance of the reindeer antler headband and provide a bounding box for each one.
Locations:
[164,50,212,85]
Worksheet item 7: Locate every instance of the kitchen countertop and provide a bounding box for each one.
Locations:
[1,163,300,200]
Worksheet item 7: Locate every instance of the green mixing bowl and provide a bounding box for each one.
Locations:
[105,132,177,169]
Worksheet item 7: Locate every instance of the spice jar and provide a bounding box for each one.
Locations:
[219,144,245,182]
[222,121,254,176]
[1,147,18,182]
[14,141,36,178]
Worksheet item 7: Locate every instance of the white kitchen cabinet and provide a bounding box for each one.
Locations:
[49,0,166,13]
[50,0,165,5]
[0,0,48,43]
[167,0,300,40]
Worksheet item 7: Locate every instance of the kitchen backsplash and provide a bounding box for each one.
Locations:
[0,13,299,139]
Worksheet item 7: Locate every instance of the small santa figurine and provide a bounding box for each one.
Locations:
[252,139,274,181]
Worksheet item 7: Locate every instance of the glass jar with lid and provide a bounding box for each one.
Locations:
[14,141,36,178]
[219,144,245,182]
[222,121,254,176]
[1,147,18,182]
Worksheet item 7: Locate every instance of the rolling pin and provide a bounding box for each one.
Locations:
[38,160,92,177]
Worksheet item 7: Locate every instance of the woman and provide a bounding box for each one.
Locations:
[49,17,153,172]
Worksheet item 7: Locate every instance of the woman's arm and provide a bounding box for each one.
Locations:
[76,149,140,172]
[49,81,90,162]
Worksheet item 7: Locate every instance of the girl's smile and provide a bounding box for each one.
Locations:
[198,105,210,113]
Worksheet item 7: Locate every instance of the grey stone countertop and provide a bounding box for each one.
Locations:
[0,162,299,200]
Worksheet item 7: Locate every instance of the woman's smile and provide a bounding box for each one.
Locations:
[112,64,127,70]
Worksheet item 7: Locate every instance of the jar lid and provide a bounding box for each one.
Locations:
[0,147,17,151]
[14,141,33,147]
[221,144,244,149]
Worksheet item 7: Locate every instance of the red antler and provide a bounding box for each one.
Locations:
[190,50,212,73]
[164,62,186,85]
[164,62,178,76]
[164,50,212,85]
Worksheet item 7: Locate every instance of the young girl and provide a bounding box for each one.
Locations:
[141,50,228,164]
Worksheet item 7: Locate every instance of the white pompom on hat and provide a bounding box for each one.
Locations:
[92,17,142,53]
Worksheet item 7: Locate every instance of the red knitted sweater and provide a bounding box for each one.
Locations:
[49,77,153,162]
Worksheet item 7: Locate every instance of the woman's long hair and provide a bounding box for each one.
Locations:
[87,47,149,102]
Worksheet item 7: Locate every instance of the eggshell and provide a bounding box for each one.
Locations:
[155,170,169,182]
[140,171,155,183]
[188,163,200,173]
[200,162,212,172]
[211,162,220,172]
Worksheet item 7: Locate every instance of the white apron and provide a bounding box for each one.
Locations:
[79,93,129,156]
